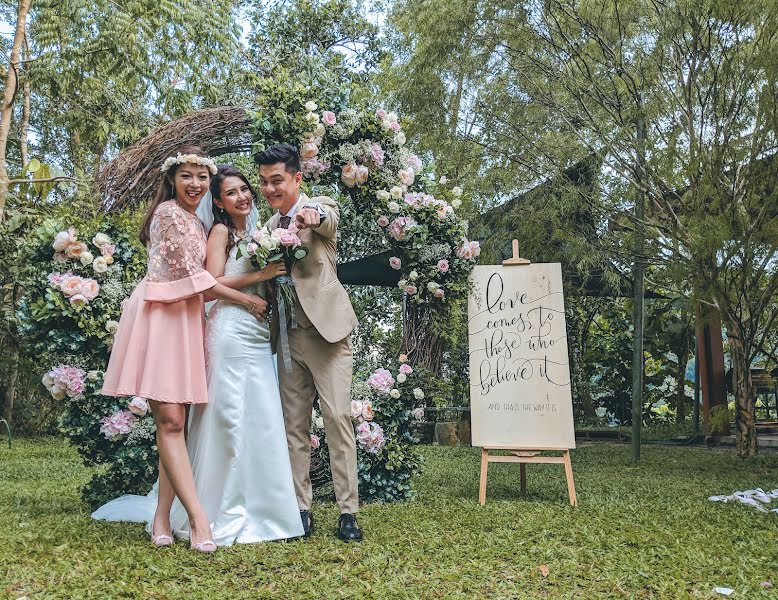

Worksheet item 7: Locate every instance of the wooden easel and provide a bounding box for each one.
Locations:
[477,240,578,507]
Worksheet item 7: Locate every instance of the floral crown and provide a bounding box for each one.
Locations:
[160,153,218,175]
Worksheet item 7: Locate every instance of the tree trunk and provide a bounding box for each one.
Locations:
[2,286,22,426]
[727,321,758,457]
[401,301,443,376]
[0,0,32,221]
[19,35,30,167]
[675,314,690,423]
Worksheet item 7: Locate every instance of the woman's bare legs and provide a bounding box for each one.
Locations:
[150,400,212,546]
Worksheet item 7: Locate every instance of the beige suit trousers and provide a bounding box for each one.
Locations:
[277,326,359,514]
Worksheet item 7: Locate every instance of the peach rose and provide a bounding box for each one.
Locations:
[60,276,84,297]
[341,163,358,188]
[81,279,100,301]
[65,241,88,259]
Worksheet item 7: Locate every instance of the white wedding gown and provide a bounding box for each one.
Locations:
[92,245,303,545]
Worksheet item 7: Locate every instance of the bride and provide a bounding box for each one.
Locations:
[168,165,304,544]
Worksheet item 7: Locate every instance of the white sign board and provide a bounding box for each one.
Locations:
[468,263,575,449]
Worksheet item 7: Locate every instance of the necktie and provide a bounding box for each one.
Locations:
[280,215,291,229]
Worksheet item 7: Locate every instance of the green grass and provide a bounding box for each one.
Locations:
[1,438,777,599]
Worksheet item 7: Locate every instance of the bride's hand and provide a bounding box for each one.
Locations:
[243,294,268,319]
[257,261,286,281]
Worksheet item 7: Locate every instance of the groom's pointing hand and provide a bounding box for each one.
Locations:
[295,208,321,229]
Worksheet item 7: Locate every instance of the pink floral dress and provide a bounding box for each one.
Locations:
[101,200,217,404]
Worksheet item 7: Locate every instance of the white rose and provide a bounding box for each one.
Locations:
[390,186,403,199]
[387,112,398,123]
[390,389,401,399]
[439,176,448,184]
[305,112,320,124]
[105,320,119,334]
[395,132,406,146]
[409,270,418,281]
[413,388,425,400]
[452,186,463,197]
[427,282,439,292]
[396,373,407,384]
[314,123,325,136]
[80,251,94,266]
[259,236,276,251]
[305,101,318,112]
[86,370,101,381]
[452,198,462,209]
[315,416,324,429]
[51,387,67,400]
[376,190,391,202]
[388,201,400,214]
[92,232,111,248]
[397,279,407,289]
[93,257,109,274]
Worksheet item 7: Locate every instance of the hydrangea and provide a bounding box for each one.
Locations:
[367,368,395,394]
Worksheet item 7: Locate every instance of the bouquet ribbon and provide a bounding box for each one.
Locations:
[275,274,296,373]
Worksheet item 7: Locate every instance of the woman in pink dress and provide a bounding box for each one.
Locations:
[101,147,268,552]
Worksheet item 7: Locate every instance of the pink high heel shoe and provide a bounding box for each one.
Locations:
[150,531,173,547]
[190,540,217,553]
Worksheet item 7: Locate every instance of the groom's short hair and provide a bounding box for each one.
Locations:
[254,143,302,175]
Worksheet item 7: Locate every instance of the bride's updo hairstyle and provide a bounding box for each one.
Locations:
[140,145,212,245]
[210,165,257,256]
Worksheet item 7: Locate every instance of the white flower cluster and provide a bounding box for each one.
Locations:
[160,153,217,175]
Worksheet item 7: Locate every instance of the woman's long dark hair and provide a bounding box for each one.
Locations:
[210,165,257,256]
[140,145,211,245]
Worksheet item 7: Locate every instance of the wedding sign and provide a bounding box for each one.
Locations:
[468,262,576,449]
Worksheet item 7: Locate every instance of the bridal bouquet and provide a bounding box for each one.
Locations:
[237,223,310,317]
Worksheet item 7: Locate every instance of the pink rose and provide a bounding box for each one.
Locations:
[404,285,417,295]
[398,168,415,187]
[405,154,423,172]
[377,215,390,227]
[69,294,88,307]
[390,121,401,132]
[367,368,395,394]
[65,241,88,259]
[322,111,336,126]
[279,231,301,248]
[412,407,425,421]
[375,108,387,120]
[389,256,401,270]
[456,239,481,260]
[52,228,77,252]
[101,243,116,257]
[310,434,321,449]
[437,259,450,273]
[433,288,445,299]
[388,217,417,241]
[246,242,258,254]
[47,271,68,287]
[128,397,149,416]
[355,165,369,185]
[60,276,84,297]
[80,278,100,301]
[399,364,413,375]
[301,142,319,159]
[341,163,358,188]
[53,252,67,263]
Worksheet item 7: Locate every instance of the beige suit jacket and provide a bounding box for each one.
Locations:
[268,193,358,346]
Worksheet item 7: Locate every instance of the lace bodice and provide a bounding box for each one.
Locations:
[147,200,208,283]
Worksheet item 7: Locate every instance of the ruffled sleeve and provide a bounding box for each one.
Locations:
[145,201,216,303]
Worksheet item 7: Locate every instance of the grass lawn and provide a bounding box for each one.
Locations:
[1,438,777,599]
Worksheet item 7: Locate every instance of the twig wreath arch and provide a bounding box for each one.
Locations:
[20,87,479,507]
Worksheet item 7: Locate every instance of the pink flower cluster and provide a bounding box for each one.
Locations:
[403,192,453,220]
[42,365,86,400]
[310,434,321,449]
[52,228,88,262]
[399,363,413,375]
[100,410,135,440]
[456,238,482,260]
[369,143,385,168]
[302,157,331,178]
[367,368,395,394]
[350,400,375,422]
[376,109,401,132]
[341,163,369,187]
[127,397,149,416]
[47,271,100,306]
[356,421,386,454]
[387,216,417,241]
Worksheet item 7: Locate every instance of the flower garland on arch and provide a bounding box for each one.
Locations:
[250,85,480,317]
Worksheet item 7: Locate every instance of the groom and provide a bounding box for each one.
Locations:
[255,143,363,542]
